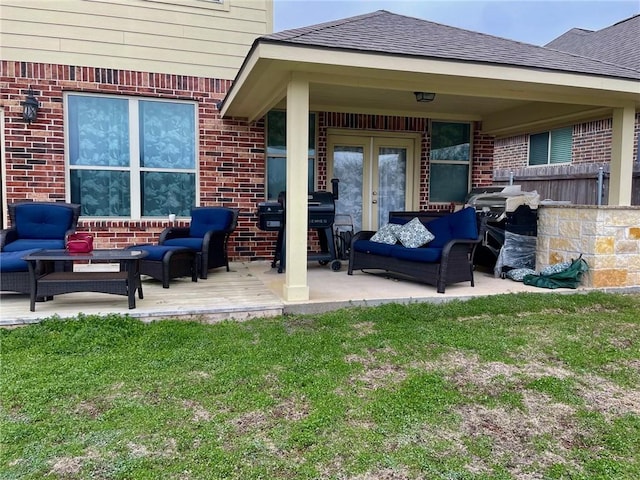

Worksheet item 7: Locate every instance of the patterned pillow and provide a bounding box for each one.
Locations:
[506,268,537,282]
[371,223,400,244]
[540,261,572,276]
[396,217,435,248]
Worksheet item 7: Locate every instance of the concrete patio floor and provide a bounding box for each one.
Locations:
[0,260,592,327]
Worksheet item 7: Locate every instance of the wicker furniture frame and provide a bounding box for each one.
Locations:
[23,249,147,311]
[348,231,481,293]
[348,209,483,294]
[135,247,198,288]
[159,207,239,279]
[0,270,31,295]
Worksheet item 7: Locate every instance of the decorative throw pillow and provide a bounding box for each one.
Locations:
[540,261,572,276]
[371,223,400,244]
[397,217,435,248]
[506,267,537,282]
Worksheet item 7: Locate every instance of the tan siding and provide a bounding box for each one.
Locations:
[0,0,270,79]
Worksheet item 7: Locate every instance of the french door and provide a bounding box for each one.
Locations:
[328,132,419,232]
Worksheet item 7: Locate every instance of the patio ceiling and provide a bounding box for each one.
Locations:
[220,42,640,136]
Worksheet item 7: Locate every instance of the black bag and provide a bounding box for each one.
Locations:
[523,255,588,289]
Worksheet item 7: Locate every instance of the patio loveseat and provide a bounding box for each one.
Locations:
[348,207,482,293]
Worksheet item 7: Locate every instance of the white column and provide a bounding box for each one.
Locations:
[283,75,310,301]
[608,105,635,206]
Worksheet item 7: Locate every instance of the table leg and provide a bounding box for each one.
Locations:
[127,259,137,309]
[27,260,37,312]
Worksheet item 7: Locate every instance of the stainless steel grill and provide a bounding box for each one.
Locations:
[467,186,539,274]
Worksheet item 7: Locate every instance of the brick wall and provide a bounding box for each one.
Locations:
[1,60,277,260]
[572,119,612,165]
[472,125,495,187]
[494,114,640,171]
[2,61,499,263]
[493,134,529,170]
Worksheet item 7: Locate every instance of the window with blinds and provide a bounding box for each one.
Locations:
[528,126,572,166]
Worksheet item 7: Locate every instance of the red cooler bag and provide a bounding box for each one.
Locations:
[66,233,94,253]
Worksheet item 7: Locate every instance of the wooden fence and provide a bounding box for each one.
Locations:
[494,163,640,206]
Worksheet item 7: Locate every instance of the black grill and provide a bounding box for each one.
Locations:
[256,183,342,273]
[257,202,284,231]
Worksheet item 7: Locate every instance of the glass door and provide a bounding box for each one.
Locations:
[329,134,417,232]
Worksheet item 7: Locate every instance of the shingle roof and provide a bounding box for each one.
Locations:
[262,10,640,80]
[545,15,640,71]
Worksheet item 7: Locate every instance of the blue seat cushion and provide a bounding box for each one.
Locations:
[390,246,442,263]
[14,203,74,239]
[129,245,191,261]
[0,249,41,272]
[353,240,395,257]
[163,238,204,251]
[189,208,233,238]
[3,239,66,252]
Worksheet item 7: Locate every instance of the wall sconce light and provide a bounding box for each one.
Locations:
[21,87,40,124]
[414,91,436,103]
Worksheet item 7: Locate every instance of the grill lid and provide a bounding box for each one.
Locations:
[467,185,539,213]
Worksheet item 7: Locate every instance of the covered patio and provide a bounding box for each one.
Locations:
[220,11,639,302]
[1,261,556,327]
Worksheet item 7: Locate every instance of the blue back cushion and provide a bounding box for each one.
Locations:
[404,207,478,249]
[189,208,233,238]
[15,203,74,240]
[423,216,452,249]
[449,207,478,240]
[389,217,410,226]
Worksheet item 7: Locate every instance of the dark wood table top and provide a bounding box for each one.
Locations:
[22,249,148,262]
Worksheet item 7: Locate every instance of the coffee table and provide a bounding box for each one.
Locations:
[23,249,148,312]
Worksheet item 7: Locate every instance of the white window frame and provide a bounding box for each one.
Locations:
[528,127,573,166]
[64,92,199,219]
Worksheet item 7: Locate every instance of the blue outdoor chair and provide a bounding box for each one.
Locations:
[159,207,239,279]
[1,201,81,252]
[0,201,81,294]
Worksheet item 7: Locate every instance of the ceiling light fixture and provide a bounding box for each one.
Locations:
[414,91,436,103]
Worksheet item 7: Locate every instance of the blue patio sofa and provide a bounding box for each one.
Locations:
[347,207,482,293]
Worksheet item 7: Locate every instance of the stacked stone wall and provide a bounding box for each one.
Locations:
[537,205,640,288]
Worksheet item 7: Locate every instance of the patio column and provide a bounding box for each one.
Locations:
[608,104,635,206]
[283,75,310,301]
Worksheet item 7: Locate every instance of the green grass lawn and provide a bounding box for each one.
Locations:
[2,291,639,479]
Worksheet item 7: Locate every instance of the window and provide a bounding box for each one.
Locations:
[529,127,572,166]
[429,121,471,203]
[265,110,316,200]
[66,94,197,218]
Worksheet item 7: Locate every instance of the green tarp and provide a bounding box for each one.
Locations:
[523,255,589,289]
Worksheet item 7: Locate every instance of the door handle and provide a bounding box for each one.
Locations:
[372,200,377,204]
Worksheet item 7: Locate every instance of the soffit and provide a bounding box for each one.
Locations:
[221,42,640,136]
